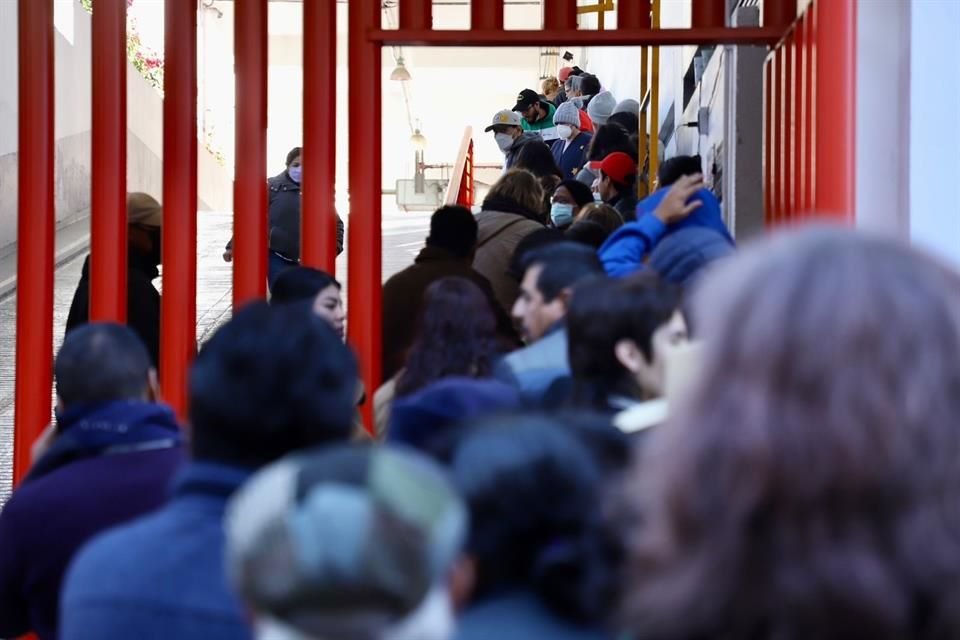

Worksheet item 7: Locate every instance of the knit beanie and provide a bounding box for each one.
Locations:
[613,98,640,117]
[587,90,618,126]
[554,101,581,127]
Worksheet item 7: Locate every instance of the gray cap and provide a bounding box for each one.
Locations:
[587,90,618,126]
[613,98,640,117]
[226,445,468,639]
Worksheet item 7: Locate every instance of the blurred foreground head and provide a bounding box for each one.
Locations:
[188,302,358,468]
[227,445,467,640]
[620,227,960,639]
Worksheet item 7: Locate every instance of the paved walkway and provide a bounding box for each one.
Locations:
[0,202,432,500]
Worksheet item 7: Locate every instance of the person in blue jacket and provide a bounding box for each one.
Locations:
[635,155,735,244]
[551,101,593,180]
[598,173,711,278]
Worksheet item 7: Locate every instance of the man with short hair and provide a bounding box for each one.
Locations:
[495,242,604,405]
[226,445,470,640]
[382,206,517,383]
[66,192,164,369]
[61,303,359,640]
[513,88,559,142]
[0,324,183,640]
[485,109,540,172]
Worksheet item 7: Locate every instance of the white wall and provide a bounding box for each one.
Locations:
[907,0,960,266]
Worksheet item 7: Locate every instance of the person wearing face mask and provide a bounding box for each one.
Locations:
[65,192,165,371]
[549,102,593,180]
[549,180,594,231]
[485,109,541,173]
[222,147,346,290]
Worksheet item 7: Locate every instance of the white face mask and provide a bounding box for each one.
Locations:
[494,133,514,153]
[550,202,575,227]
[592,190,603,204]
[556,125,574,141]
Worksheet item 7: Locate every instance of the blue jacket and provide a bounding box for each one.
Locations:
[599,187,734,278]
[60,462,255,640]
[0,401,183,640]
[455,591,610,640]
[551,133,593,180]
[494,325,570,407]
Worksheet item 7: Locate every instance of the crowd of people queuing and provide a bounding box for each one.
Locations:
[4,65,960,640]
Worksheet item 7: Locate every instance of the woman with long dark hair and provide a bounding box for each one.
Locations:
[375,277,500,435]
[618,228,960,640]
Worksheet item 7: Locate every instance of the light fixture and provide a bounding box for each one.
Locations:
[410,128,427,151]
[390,56,411,82]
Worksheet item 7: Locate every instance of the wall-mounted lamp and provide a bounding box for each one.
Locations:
[410,128,427,151]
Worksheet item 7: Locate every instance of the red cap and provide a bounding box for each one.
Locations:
[558,67,574,83]
[589,152,637,186]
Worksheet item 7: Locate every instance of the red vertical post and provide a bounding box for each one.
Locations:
[804,2,816,212]
[302,0,338,272]
[234,0,268,307]
[764,0,797,32]
[786,28,796,221]
[471,0,504,30]
[794,13,806,216]
[619,0,652,29]
[161,0,198,418]
[691,0,726,28]
[90,0,127,323]
[14,0,55,485]
[544,0,578,31]
[763,56,774,224]
[771,49,783,222]
[348,0,382,428]
[399,0,432,30]
[779,44,791,221]
[815,0,855,219]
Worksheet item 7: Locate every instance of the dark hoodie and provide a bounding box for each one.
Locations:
[505,132,542,172]
[0,401,183,640]
[65,251,162,370]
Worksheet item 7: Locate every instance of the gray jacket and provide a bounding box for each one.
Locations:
[494,326,569,407]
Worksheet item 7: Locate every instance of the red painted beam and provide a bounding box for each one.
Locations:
[543,0,578,31]
[472,0,504,31]
[815,0,855,220]
[161,0,198,418]
[764,0,797,32]
[348,0,383,429]
[692,0,726,29]
[234,0,268,306]
[302,0,338,273]
[371,26,785,47]
[14,0,55,485]
[618,0,651,30]
[90,0,127,324]
[400,0,432,31]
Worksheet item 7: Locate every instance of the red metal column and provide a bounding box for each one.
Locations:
[234,0,268,306]
[691,0,726,28]
[400,0,432,30]
[815,0,854,219]
[471,0,504,31]
[786,27,797,221]
[804,2,816,211]
[779,44,791,221]
[161,0,198,418]
[794,13,806,215]
[14,0,55,485]
[302,0,338,272]
[90,0,127,323]
[544,0,578,31]
[764,0,796,32]
[348,0,383,428]
[763,56,773,223]
[619,0,652,29]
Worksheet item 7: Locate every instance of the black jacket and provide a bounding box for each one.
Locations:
[65,251,162,370]
[268,171,345,261]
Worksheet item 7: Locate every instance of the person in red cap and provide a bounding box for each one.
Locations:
[591,151,640,223]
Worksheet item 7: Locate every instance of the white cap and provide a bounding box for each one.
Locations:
[484,109,522,132]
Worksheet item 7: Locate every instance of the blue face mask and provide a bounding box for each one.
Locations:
[550,202,575,228]
[288,166,302,183]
